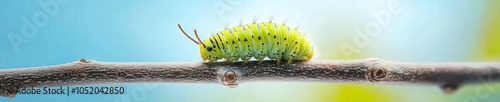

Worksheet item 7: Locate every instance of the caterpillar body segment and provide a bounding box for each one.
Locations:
[177,21,314,65]
[263,22,279,61]
[247,23,267,64]
[220,29,238,62]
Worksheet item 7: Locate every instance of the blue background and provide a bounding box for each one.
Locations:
[1,0,499,102]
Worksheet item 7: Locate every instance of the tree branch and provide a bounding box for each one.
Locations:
[1,58,499,98]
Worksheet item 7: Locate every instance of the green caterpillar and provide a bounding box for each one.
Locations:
[178,21,314,64]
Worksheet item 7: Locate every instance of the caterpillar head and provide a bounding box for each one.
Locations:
[198,40,216,61]
[178,24,214,61]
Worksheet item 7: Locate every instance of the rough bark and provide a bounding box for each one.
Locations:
[0,58,499,98]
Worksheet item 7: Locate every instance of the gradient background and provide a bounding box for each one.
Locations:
[1,0,499,102]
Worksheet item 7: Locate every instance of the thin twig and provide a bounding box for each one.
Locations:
[0,58,499,98]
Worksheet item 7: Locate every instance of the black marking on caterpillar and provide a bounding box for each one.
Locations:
[177,21,314,65]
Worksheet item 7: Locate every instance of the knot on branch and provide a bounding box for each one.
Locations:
[217,67,240,88]
[79,58,88,63]
[77,58,97,64]
[366,60,391,82]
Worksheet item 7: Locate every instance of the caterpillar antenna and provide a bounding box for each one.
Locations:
[177,24,199,44]
[194,29,206,47]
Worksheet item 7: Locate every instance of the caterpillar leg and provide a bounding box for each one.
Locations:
[257,57,265,64]
[242,59,250,65]
[257,59,264,65]
[276,55,282,65]
[241,56,251,65]
[223,59,234,65]
[286,59,293,65]
[224,59,232,63]
[208,60,216,64]
[283,54,294,65]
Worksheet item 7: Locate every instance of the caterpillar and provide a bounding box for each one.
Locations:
[177,20,314,65]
